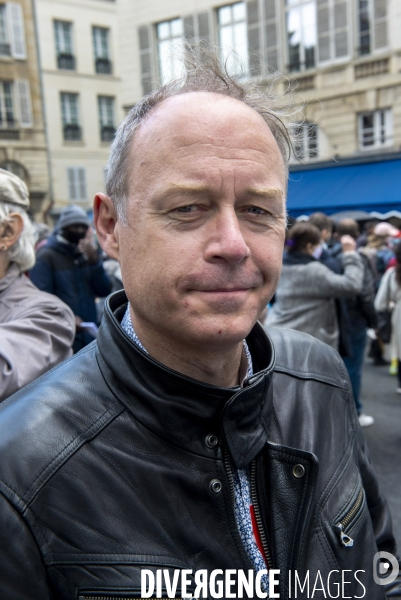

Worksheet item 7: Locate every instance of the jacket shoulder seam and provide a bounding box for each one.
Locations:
[0,404,125,512]
[273,364,347,389]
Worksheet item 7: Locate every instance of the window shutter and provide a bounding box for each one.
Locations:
[317,0,330,63]
[15,79,32,127]
[7,2,26,59]
[77,168,87,200]
[333,0,348,58]
[264,0,278,71]
[138,25,154,97]
[373,0,387,49]
[67,167,87,201]
[67,168,77,201]
[197,13,210,43]
[247,0,261,75]
[184,15,195,44]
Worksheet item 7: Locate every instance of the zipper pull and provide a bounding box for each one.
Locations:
[336,523,354,547]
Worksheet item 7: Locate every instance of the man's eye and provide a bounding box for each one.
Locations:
[245,206,267,215]
[177,205,197,213]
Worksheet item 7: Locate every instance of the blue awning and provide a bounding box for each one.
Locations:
[287,154,401,217]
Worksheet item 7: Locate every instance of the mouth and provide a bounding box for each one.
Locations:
[193,287,252,293]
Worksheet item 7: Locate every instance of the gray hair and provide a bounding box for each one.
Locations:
[105,44,296,222]
[0,202,35,271]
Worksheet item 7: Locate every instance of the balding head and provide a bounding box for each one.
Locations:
[337,219,359,240]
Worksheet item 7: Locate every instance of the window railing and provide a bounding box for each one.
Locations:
[57,53,76,70]
[0,43,11,56]
[0,117,17,129]
[100,125,115,142]
[95,57,112,74]
[63,123,81,141]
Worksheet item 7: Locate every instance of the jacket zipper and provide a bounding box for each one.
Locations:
[334,487,364,547]
[250,459,274,569]
[223,448,264,569]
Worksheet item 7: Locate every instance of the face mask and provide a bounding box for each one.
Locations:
[61,228,87,245]
[312,245,323,259]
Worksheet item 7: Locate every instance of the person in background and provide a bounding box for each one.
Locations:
[266,222,364,351]
[32,222,50,252]
[375,241,401,395]
[356,220,379,249]
[361,222,397,366]
[30,205,112,352]
[336,219,378,427]
[0,168,75,402]
[309,212,352,358]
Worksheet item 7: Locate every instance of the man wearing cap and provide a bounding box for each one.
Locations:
[30,204,112,352]
[0,168,75,401]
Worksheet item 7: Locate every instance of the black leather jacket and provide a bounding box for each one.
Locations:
[0,291,395,599]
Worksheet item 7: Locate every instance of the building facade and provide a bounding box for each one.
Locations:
[0,0,49,217]
[119,0,400,165]
[34,0,122,217]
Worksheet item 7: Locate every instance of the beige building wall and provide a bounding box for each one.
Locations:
[34,0,122,216]
[118,0,401,164]
[0,0,49,216]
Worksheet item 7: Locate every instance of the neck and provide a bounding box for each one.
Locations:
[0,254,10,280]
[130,306,244,388]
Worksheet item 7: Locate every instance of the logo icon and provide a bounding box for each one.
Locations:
[373,551,399,585]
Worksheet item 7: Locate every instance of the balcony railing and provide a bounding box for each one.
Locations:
[96,57,112,74]
[355,58,389,79]
[101,125,115,142]
[57,53,76,70]
[0,43,11,56]
[63,123,82,141]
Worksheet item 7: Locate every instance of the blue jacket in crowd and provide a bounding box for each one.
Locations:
[30,235,112,351]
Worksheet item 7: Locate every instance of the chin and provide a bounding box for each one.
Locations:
[188,314,258,346]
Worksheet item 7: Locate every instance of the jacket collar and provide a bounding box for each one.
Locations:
[283,251,316,266]
[97,291,276,469]
[0,262,20,293]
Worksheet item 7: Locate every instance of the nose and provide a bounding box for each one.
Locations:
[203,207,251,264]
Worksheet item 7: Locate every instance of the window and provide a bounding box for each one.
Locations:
[286,0,316,72]
[217,2,248,75]
[0,79,32,132]
[0,80,14,127]
[292,122,318,159]
[60,92,81,141]
[92,26,112,74]
[1,159,27,181]
[0,4,10,55]
[358,0,370,55]
[98,96,115,142]
[358,109,392,150]
[0,3,26,59]
[357,0,388,56]
[67,167,87,201]
[156,18,184,84]
[54,20,75,70]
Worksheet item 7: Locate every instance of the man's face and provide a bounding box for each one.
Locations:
[115,93,286,349]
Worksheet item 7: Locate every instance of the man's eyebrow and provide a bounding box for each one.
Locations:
[245,187,284,200]
[162,184,211,196]
[154,184,285,202]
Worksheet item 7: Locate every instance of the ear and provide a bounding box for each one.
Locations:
[0,212,24,250]
[93,193,120,261]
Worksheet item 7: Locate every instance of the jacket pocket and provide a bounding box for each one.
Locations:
[332,486,365,547]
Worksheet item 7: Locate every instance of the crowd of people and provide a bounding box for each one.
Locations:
[266,212,401,427]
